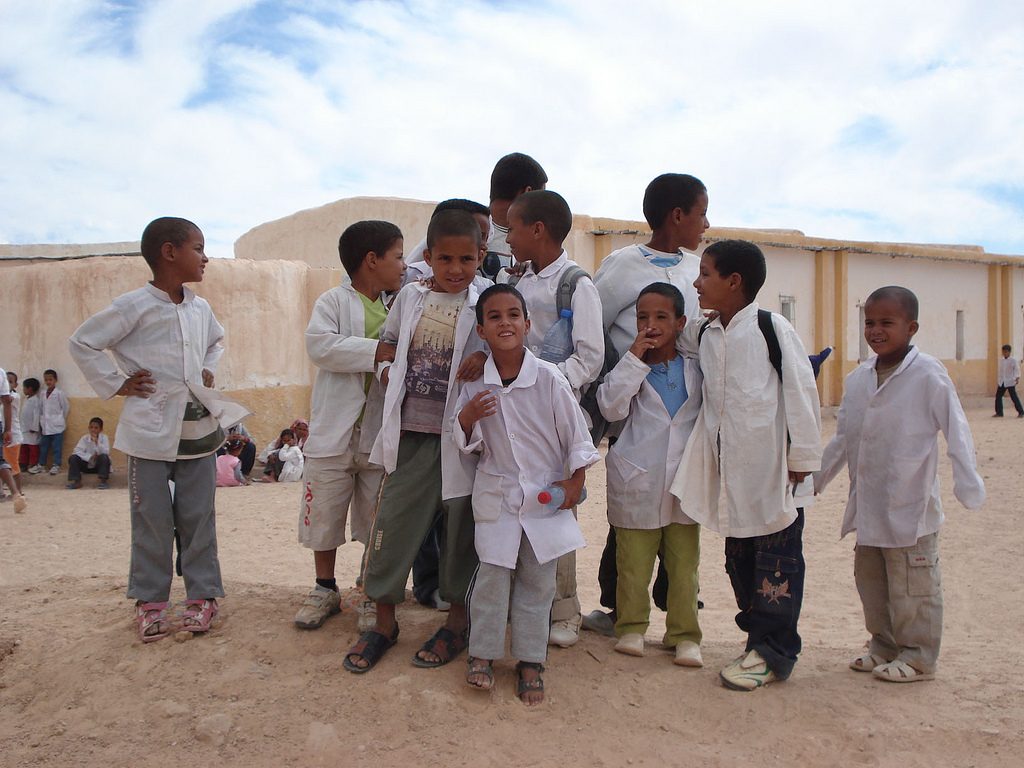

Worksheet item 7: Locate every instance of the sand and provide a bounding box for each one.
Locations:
[0,400,1020,768]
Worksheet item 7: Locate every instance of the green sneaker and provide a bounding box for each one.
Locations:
[719,650,778,691]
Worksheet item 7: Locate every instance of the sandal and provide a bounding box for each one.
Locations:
[466,657,494,691]
[872,659,935,683]
[344,625,400,674]
[136,601,171,643]
[411,626,469,668]
[849,650,888,672]
[515,661,545,706]
[181,598,219,633]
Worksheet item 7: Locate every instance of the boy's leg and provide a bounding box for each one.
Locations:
[67,455,86,486]
[37,433,53,468]
[170,455,224,601]
[613,527,660,638]
[1009,386,1024,416]
[3,445,23,494]
[126,457,177,603]
[469,560,513,662]
[51,432,63,469]
[661,523,702,648]
[854,543,899,662]
[412,516,443,606]
[509,535,558,664]
[597,526,618,611]
[550,531,581,646]
[438,494,477,607]
[239,442,257,476]
[995,386,1006,416]
[883,532,942,674]
[95,454,111,482]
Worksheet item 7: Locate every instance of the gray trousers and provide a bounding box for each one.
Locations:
[855,532,942,673]
[551,505,580,622]
[469,534,556,664]
[127,455,224,603]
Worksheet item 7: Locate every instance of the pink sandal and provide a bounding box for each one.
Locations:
[181,599,219,633]
[136,601,171,643]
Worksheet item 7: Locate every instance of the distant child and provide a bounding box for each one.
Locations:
[36,369,70,475]
[994,344,1023,417]
[276,429,304,482]
[506,189,604,648]
[294,219,405,633]
[457,284,600,705]
[587,172,710,636]
[1,366,27,513]
[344,209,486,674]
[815,286,984,683]
[19,377,41,472]
[671,239,822,691]
[69,216,248,643]
[597,283,703,666]
[215,441,249,487]
[66,416,111,489]
[2,370,25,502]
[484,152,548,281]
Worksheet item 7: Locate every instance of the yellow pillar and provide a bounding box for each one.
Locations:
[829,250,848,407]
[988,265,1004,390]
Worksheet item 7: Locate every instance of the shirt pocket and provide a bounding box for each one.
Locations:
[471,469,503,523]
[606,450,649,500]
[906,550,940,597]
[120,391,167,432]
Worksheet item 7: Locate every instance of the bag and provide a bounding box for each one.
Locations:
[697,308,782,381]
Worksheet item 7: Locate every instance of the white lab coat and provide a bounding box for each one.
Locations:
[72,433,110,466]
[597,351,702,528]
[670,303,822,537]
[370,282,485,499]
[40,387,70,435]
[814,347,985,547]
[454,351,600,567]
[277,444,305,482]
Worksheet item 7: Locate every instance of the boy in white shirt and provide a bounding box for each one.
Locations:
[1,368,27,513]
[344,210,486,674]
[36,369,70,475]
[457,284,600,705]
[597,283,704,667]
[815,286,984,683]
[506,189,604,648]
[2,370,25,503]
[993,344,1023,417]
[294,220,405,632]
[19,377,41,473]
[70,217,248,643]
[671,239,822,691]
[66,416,112,489]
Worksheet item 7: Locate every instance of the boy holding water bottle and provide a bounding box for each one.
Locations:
[455,284,600,705]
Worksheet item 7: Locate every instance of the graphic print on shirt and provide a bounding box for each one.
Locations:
[401,292,465,433]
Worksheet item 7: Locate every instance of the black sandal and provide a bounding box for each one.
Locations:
[515,661,545,705]
[343,624,399,674]
[466,657,494,691]
[411,626,469,668]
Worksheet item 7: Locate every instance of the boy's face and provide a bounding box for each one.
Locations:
[1002,348,1011,358]
[426,235,479,293]
[473,213,491,264]
[167,227,207,283]
[43,373,56,389]
[504,208,539,263]
[694,253,739,312]
[23,384,36,397]
[88,422,102,438]
[636,293,686,352]
[371,238,406,292]
[864,297,918,361]
[476,292,530,353]
[6,373,15,391]
[677,191,710,251]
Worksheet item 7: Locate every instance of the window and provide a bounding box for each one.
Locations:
[780,295,796,327]
[955,310,965,362]
[858,304,870,361]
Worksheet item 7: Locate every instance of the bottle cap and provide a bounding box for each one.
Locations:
[537,491,553,504]
[559,309,573,318]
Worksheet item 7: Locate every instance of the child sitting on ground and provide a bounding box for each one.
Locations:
[276,428,304,482]
[216,441,250,487]
[457,284,599,704]
[597,283,703,666]
[815,286,984,683]
[66,416,112,489]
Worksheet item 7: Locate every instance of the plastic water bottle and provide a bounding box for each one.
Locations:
[537,485,587,507]
[539,309,574,363]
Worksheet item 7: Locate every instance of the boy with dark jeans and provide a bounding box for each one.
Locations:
[67,417,112,489]
[994,344,1023,417]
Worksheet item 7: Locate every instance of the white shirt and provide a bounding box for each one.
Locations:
[593,244,702,357]
[19,393,41,445]
[670,303,822,537]
[277,443,305,482]
[69,284,249,461]
[302,280,385,458]
[814,347,985,547]
[40,386,70,435]
[515,251,604,394]
[455,351,600,567]
[998,355,1021,387]
[370,282,485,499]
[598,351,702,529]
[72,433,110,466]
[0,367,11,439]
[5,389,22,445]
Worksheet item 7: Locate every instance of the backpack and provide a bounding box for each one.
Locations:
[697,308,782,381]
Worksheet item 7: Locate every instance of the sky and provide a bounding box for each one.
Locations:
[2,0,1023,259]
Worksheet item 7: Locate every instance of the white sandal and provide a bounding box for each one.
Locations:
[849,650,888,672]
[872,659,935,683]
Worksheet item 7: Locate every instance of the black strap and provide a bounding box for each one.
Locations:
[697,309,782,382]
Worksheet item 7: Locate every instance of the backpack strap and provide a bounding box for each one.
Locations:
[757,309,783,382]
[556,264,588,315]
[697,319,711,347]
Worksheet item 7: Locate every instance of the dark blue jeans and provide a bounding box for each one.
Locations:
[724,508,805,679]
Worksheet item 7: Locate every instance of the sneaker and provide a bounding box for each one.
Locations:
[673,641,704,668]
[720,650,777,691]
[97,482,109,490]
[13,495,27,514]
[548,615,582,648]
[293,585,341,630]
[356,597,377,633]
[49,466,60,476]
[581,609,616,637]
[27,465,43,475]
[614,632,645,657]
[66,481,82,490]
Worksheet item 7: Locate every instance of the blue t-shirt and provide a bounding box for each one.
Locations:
[646,356,688,417]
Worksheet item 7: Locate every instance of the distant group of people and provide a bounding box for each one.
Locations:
[58,152,985,706]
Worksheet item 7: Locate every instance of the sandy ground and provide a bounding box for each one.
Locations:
[0,400,1020,768]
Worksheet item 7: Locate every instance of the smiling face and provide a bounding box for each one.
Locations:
[636,291,686,355]
[864,296,918,366]
[167,226,208,284]
[477,291,530,354]
[426,234,479,293]
[372,238,406,292]
[504,207,538,264]
[676,191,710,251]
[88,421,103,438]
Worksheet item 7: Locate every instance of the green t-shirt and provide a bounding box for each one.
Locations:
[357,292,389,422]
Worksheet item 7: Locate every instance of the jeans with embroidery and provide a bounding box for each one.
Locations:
[724,508,805,679]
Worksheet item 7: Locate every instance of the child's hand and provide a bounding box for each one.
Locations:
[419,276,438,291]
[2,429,11,448]
[375,341,397,365]
[788,470,809,493]
[202,369,215,388]
[380,366,391,390]
[554,468,586,509]
[117,369,157,398]
[457,351,488,381]
[458,390,498,435]
[504,261,530,278]
[628,327,659,361]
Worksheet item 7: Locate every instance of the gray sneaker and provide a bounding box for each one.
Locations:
[294,585,341,629]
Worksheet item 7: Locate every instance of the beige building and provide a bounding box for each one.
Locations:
[2,196,1021,465]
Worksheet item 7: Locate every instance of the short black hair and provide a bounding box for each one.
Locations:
[489,153,548,202]
[89,417,104,429]
[475,284,529,325]
[44,369,58,380]
[6,371,17,385]
[140,217,200,269]
[426,209,482,249]
[279,428,295,441]
[338,220,403,276]
[865,286,920,322]
[637,282,685,318]
[1003,344,1013,352]
[509,190,573,245]
[433,198,490,218]
[23,377,39,393]
[703,240,766,302]
[643,174,707,230]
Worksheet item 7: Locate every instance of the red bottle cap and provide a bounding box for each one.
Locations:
[537,491,553,504]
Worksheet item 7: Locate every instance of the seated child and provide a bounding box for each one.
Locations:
[69,216,249,643]
[457,284,599,704]
[67,416,112,489]
[215,441,250,487]
[596,283,703,666]
[815,286,985,683]
[276,429,304,482]
[670,239,822,691]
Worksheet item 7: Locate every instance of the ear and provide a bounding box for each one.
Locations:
[676,315,687,332]
[423,248,433,266]
[524,317,531,336]
[728,273,743,292]
[160,241,176,262]
[475,324,486,340]
[908,320,920,337]
[532,220,545,239]
[365,250,379,269]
